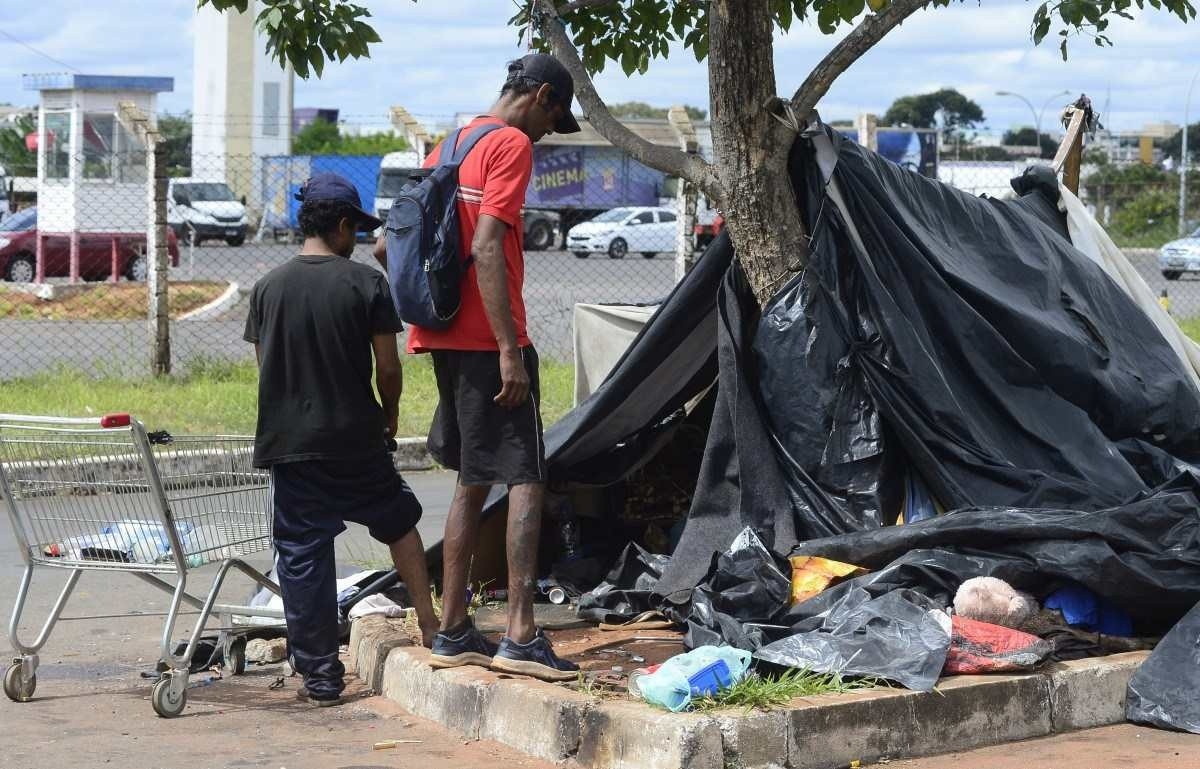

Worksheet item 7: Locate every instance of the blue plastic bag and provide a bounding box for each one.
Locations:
[636,646,753,712]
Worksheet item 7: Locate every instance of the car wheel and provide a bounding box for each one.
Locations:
[642,252,657,259]
[573,251,590,259]
[608,238,628,259]
[225,234,245,247]
[1163,270,1182,281]
[126,250,148,282]
[526,220,553,251]
[4,252,36,283]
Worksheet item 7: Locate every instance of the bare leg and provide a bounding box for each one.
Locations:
[439,480,491,632]
[388,528,439,646]
[505,482,544,644]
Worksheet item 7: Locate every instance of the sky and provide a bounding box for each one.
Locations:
[1,0,1198,135]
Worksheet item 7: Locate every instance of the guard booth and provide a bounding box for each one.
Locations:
[22,74,173,283]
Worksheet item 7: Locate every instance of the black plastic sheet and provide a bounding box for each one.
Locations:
[562,125,1200,720]
[756,589,951,691]
[576,543,671,625]
[1127,600,1200,734]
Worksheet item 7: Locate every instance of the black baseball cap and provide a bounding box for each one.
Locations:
[294,172,383,231]
[507,53,582,134]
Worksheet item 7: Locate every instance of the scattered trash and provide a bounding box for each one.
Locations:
[789,556,867,606]
[268,676,285,690]
[635,646,752,711]
[373,740,422,750]
[347,594,413,620]
[631,655,645,663]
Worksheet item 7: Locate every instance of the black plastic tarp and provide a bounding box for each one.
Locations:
[568,125,1200,722]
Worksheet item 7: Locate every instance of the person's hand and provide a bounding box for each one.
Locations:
[495,348,530,409]
[384,410,398,441]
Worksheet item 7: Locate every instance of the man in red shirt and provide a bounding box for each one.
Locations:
[375,54,580,681]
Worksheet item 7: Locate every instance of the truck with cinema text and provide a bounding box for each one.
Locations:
[373,127,673,251]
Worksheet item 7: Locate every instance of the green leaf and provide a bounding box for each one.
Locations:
[265,7,283,29]
[841,0,866,23]
[620,46,637,76]
[308,46,324,78]
[817,2,842,32]
[867,0,889,11]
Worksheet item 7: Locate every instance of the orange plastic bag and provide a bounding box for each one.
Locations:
[788,556,867,606]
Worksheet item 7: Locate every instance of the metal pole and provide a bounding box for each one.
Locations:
[1036,90,1072,150]
[1181,69,1199,237]
[998,91,1039,149]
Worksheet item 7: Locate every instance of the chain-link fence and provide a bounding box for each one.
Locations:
[2,140,1197,382]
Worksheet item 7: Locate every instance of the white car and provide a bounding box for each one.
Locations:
[567,206,678,259]
[1159,225,1200,280]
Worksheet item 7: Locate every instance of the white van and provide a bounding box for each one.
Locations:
[373,150,425,233]
[167,179,249,246]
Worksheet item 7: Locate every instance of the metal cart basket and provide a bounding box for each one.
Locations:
[1,413,282,717]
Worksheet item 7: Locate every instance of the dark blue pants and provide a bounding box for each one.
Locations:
[270,454,423,699]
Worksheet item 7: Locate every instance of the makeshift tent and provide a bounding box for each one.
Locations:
[521,122,1200,730]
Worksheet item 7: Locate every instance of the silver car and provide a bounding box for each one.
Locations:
[1159,226,1200,280]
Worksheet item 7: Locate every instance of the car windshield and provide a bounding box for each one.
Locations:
[377,169,422,198]
[0,207,35,231]
[178,183,236,202]
[590,208,634,224]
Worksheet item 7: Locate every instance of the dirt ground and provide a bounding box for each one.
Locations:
[1,654,555,769]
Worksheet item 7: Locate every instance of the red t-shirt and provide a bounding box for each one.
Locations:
[406,116,533,353]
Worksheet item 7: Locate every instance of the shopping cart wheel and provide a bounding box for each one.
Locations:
[4,664,36,702]
[151,677,187,718]
[227,639,247,676]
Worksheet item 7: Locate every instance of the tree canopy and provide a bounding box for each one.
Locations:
[0,114,36,178]
[292,118,410,156]
[882,89,984,132]
[197,0,1198,80]
[608,101,707,121]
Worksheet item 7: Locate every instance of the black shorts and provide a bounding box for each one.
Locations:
[428,346,546,487]
[270,452,423,546]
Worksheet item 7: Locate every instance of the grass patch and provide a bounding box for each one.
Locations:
[0,282,227,320]
[688,669,882,713]
[0,356,574,438]
[1176,317,1200,343]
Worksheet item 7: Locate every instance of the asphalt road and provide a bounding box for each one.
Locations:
[2,242,1197,379]
[1,241,681,377]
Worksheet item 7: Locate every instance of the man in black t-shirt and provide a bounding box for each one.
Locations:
[244,173,437,707]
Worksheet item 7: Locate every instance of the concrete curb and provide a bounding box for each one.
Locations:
[3,281,92,301]
[349,616,1150,769]
[392,437,435,472]
[179,281,240,320]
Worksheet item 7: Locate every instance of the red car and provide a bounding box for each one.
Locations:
[0,207,180,283]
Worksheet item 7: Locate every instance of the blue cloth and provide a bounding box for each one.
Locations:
[1044,583,1134,637]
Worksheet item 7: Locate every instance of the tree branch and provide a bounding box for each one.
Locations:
[790,0,931,117]
[532,0,715,191]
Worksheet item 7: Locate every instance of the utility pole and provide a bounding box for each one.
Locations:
[1181,69,1199,237]
[119,102,170,376]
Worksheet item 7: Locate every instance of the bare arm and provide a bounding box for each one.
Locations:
[254,343,260,366]
[371,332,403,440]
[473,213,528,408]
[372,237,387,270]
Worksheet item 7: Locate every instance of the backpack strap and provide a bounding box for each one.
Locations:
[447,123,505,165]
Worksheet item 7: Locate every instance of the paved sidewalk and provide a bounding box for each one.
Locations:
[872,723,1200,768]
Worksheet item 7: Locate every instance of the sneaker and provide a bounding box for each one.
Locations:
[430,618,498,669]
[490,629,580,682]
[296,684,343,708]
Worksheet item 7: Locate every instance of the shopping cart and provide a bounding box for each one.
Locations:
[0,413,283,717]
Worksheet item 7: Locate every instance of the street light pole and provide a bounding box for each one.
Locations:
[998,90,1070,155]
[1181,68,1200,238]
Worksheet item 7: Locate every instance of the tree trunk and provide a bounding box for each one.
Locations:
[708,0,807,305]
